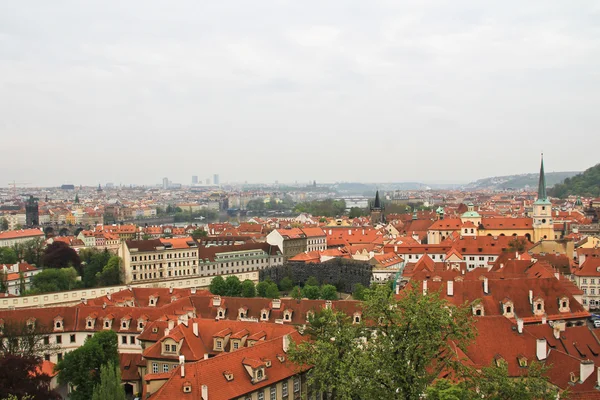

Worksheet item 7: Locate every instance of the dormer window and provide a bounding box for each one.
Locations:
[224,371,234,381]
[138,321,144,330]
[260,309,269,321]
[217,308,226,319]
[502,299,514,318]
[494,355,506,367]
[257,368,264,380]
[283,310,293,322]
[517,355,528,368]
[238,308,247,319]
[27,318,36,332]
[472,303,484,316]
[263,359,272,368]
[54,318,63,331]
[559,296,570,313]
[216,340,222,350]
[182,382,192,393]
[353,312,362,324]
[533,297,545,316]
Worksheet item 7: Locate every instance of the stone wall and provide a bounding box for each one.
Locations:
[260,258,371,293]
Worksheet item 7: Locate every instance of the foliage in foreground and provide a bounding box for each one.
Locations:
[288,282,558,400]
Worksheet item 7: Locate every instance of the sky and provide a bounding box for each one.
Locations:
[1,1,600,187]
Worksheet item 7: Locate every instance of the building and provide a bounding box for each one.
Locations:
[532,155,554,242]
[119,237,199,284]
[1,262,40,295]
[572,256,600,309]
[192,176,198,185]
[369,191,385,226]
[0,228,45,247]
[197,243,283,276]
[213,174,220,186]
[266,228,307,261]
[301,227,327,252]
[162,178,169,190]
[25,195,39,227]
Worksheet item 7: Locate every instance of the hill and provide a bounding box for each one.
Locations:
[549,163,600,198]
[465,171,580,191]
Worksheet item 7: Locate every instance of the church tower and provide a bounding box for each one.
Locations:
[370,191,385,226]
[532,155,554,242]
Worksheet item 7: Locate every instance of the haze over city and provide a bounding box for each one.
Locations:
[2,0,600,186]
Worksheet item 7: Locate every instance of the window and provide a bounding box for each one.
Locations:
[70,334,76,343]
[592,279,596,285]
[294,377,300,392]
[152,363,158,374]
[592,289,596,295]
[270,386,276,400]
[56,335,62,344]
[163,364,170,373]
[216,340,222,349]
[282,382,288,397]
[257,369,263,379]
[44,336,50,345]
[536,303,542,310]
[258,392,264,400]
[122,336,127,344]
[583,279,588,284]
[57,353,63,362]
[233,342,239,350]
[130,336,135,344]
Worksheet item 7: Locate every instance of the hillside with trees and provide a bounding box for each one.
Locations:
[549,163,600,198]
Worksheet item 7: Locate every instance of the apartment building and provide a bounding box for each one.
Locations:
[197,243,283,276]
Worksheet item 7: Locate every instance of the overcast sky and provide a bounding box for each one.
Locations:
[1,1,599,187]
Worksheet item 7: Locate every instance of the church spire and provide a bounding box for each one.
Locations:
[537,154,547,202]
[373,190,381,209]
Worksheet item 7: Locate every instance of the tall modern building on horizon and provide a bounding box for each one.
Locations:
[213,174,220,186]
[162,177,168,190]
[192,175,198,185]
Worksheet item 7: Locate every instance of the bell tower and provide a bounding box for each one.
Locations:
[370,191,385,225]
[532,154,554,242]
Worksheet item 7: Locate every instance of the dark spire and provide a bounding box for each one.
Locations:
[373,190,381,209]
[537,153,547,201]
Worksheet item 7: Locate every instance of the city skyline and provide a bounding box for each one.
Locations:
[2,1,600,186]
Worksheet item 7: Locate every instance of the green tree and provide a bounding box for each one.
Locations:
[81,249,111,288]
[56,330,119,400]
[209,276,226,295]
[241,279,256,298]
[279,276,294,292]
[290,286,302,301]
[256,280,269,297]
[13,238,46,267]
[224,276,242,297]
[191,228,208,239]
[96,256,122,286]
[30,267,79,294]
[265,282,280,299]
[0,218,8,231]
[302,285,320,300]
[320,284,337,300]
[352,283,367,301]
[0,247,17,264]
[425,379,474,400]
[475,360,558,400]
[305,276,319,287]
[508,237,527,251]
[0,270,6,293]
[348,207,368,218]
[289,282,476,400]
[91,361,126,400]
[18,272,26,295]
[42,241,81,272]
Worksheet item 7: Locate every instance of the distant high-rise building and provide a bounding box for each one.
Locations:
[206,178,210,185]
[162,177,169,190]
[192,176,198,185]
[25,195,39,227]
[213,174,220,186]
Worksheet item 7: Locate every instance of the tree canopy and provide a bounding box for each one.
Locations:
[550,163,600,198]
[0,354,60,400]
[42,241,81,272]
[91,361,126,400]
[29,267,79,294]
[294,199,346,217]
[57,330,119,400]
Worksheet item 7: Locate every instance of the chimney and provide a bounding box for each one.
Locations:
[272,299,281,309]
[536,338,547,361]
[204,353,209,360]
[517,318,523,334]
[529,290,533,304]
[554,272,560,280]
[348,229,352,235]
[107,293,112,301]
[447,281,454,296]
[168,320,175,330]
[580,360,594,383]
[394,245,398,252]
[191,287,197,295]
[169,287,174,294]
[500,263,504,269]
[212,296,221,307]
[395,281,400,295]
[81,298,87,305]
[541,314,547,325]
[423,280,428,295]
[283,334,290,353]
[483,277,489,294]
[193,322,199,337]
[201,384,208,400]
[597,366,600,388]
[553,325,561,339]
[179,355,185,377]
